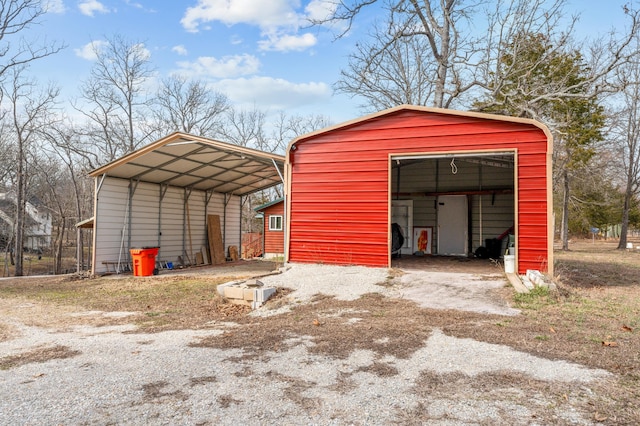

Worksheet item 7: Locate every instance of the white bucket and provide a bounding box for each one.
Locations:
[626,242,634,250]
[504,255,515,274]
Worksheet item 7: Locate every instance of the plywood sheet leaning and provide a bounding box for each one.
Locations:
[201,245,209,264]
[207,214,225,265]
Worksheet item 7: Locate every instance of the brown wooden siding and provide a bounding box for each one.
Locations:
[261,201,284,255]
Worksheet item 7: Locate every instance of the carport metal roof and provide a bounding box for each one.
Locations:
[89,132,285,196]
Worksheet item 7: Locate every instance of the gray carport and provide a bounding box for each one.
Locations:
[88,132,284,275]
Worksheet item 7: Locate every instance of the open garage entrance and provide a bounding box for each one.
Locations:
[390,151,516,270]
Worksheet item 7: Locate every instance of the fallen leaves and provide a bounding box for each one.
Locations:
[594,412,608,422]
[602,341,618,347]
[218,303,251,317]
[621,324,633,332]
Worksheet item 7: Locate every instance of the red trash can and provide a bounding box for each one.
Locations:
[130,247,159,276]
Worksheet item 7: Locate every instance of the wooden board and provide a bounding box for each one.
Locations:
[228,245,239,261]
[195,251,204,265]
[207,214,225,265]
[201,245,209,264]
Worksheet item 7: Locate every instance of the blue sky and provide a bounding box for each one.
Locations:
[23,0,638,125]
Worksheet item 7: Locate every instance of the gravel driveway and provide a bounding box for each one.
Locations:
[0,263,611,425]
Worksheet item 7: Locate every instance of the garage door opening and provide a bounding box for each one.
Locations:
[390,152,516,269]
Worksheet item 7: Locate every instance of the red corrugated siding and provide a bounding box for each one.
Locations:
[288,109,550,273]
[262,202,284,254]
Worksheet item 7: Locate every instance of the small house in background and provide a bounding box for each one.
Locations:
[255,198,285,259]
[0,192,52,251]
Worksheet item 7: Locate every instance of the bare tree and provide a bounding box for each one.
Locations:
[0,0,64,81]
[151,75,230,138]
[477,2,640,120]
[3,66,60,276]
[609,45,640,249]
[319,0,477,108]
[221,106,269,149]
[268,111,332,154]
[76,34,154,161]
[335,19,436,110]
[320,1,640,111]
[41,123,95,271]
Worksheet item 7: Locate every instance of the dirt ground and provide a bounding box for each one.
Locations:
[0,241,639,424]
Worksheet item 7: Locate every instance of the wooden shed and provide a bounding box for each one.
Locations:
[255,198,285,259]
[89,132,284,275]
[284,105,553,275]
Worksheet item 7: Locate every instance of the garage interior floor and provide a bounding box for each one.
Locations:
[391,255,506,274]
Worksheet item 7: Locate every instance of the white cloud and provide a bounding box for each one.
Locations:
[305,0,337,22]
[172,45,188,56]
[74,40,108,60]
[180,0,323,52]
[175,54,261,79]
[44,0,66,14]
[124,0,143,9]
[259,33,317,52]
[211,76,331,110]
[230,34,243,45]
[78,0,109,17]
[133,43,152,61]
[74,40,150,61]
[181,0,298,33]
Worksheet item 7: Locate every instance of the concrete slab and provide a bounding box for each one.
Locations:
[398,270,520,316]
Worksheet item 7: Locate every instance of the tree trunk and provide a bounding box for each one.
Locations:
[617,188,631,249]
[54,219,65,274]
[14,139,25,276]
[561,168,570,250]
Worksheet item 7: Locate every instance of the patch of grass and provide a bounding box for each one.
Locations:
[0,275,247,331]
[0,345,80,370]
[513,285,552,309]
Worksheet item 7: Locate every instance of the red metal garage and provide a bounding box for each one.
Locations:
[284,105,553,275]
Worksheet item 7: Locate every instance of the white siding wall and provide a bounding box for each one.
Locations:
[93,177,242,274]
[470,193,514,252]
[93,178,129,271]
[158,186,185,263]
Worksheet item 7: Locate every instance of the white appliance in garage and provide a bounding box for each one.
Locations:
[437,195,467,256]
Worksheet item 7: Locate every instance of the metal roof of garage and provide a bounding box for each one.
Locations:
[89,132,285,196]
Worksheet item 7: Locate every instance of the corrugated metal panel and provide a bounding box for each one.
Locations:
[288,108,550,274]
[93,177,241,273]
[89,132,284,196]
[158,186,186,263]
[93,178,129,270]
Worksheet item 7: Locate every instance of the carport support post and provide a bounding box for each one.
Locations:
[127,179,139,259]
[204,190,213,263]
[223,193,232,251]
[240,195,245,258]
[158,184,167,257]
[183,188,192,264]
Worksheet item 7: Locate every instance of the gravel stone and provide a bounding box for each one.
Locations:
[0,263,612,425]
